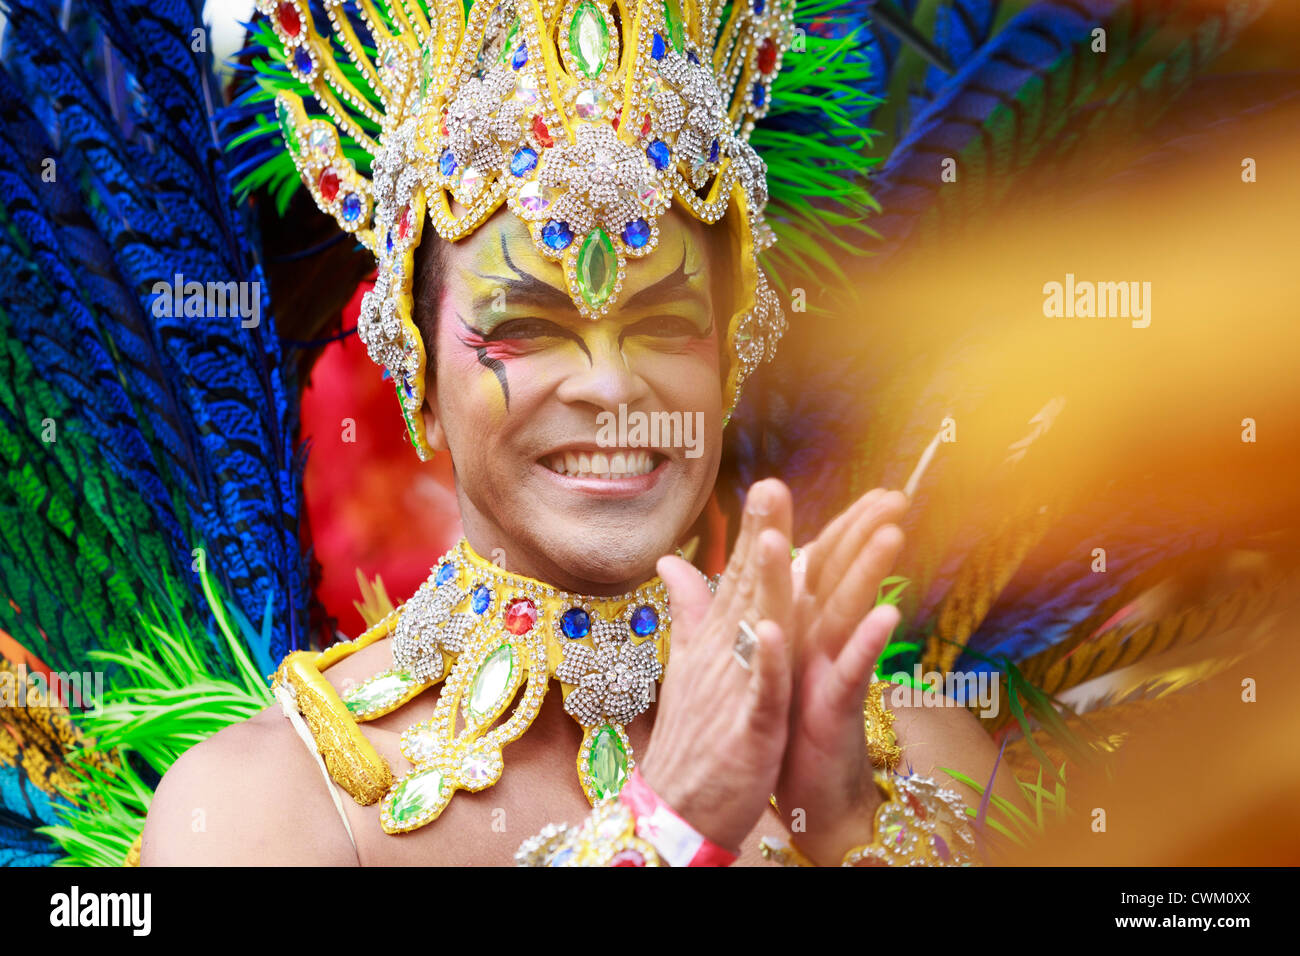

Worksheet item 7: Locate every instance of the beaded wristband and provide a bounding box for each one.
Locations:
[514,800,662,867]
[514,770,739,867]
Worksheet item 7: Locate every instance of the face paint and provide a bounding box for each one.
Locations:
[468,231,574,335]
[442,213,718,422]
[455,314,514,407]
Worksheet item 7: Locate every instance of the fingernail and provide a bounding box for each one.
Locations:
[746,489,769,517]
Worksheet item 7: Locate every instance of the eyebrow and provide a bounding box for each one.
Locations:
[471,231,571,314]
[626,252,709,312]
[471,231,709,320]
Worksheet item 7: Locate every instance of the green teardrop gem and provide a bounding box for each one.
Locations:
[419,43,437,101]
[568,1,610,77]
[467,642,516,724]
[663,0,684,55]
[388,767,445,825]
[588,725,628,799]
[344,668,419,714]
[276,99,298,155]
[576,227,617,309]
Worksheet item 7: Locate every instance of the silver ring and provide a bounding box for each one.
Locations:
[733,620,759,670]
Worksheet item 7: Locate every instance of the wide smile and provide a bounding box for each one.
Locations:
[535,447,670,498]
[543,449,662,479]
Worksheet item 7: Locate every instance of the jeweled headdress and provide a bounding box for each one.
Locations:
[248,0,875,458]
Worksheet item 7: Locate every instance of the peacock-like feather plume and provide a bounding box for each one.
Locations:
[0,0,310,864]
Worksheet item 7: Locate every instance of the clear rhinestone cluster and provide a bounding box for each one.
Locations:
[363,538,671,834]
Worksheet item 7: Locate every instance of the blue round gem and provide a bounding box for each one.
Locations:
[561,607,591,640]
[511,43,528,70]
[294,47,313,76]
[709,138,719,163]
[622,218,650,249]
[753,0,765,14]
[541,219,573,250]
[510,146,538,177]
[630,605,659,636]
[646,139,671,170]
[439,149,457,176]
[472,585,492,614]
[435,562,456,586]
[687,49,699,65]
[651,33,665,60]
[752,81,766,108]
[341,193,362,222]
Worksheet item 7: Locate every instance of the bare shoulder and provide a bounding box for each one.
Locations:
[140,704,359,866]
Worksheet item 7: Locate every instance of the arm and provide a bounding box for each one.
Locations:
[140,707,360,866]
[884,682,1028,812]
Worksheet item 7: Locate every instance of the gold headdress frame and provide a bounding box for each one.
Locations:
[260,0,791,459]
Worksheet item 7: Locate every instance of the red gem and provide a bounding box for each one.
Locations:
[397,205,412,239]
[612,107,622,130]
[503,598,538,635]
[757,37,777,74]
[610,849,645,867]
[277,2,302,38]
[318,168,339,202]
[531,114,553,148]
[902,790,928,821]
[440,108,449,137]
[639,112,651,137]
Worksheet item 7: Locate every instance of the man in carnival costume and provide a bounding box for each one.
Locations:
[7,0,1292,874]
[141,0,1012,866]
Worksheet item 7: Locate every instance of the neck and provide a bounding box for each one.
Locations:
[458,515,664,596]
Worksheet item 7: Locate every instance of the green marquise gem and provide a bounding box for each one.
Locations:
[588,724,628,799]
[466,642,516,725]
[576,227,617,309]
[276,98,298,155]
[419,43,437,101]
[663,0,684,54]
[344,668,420,715]
[387,767,445,826]
[568,1,610,77]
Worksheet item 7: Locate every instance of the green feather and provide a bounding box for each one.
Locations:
[37,565,275,865]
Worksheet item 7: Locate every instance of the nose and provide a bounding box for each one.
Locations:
[553,329,651,413]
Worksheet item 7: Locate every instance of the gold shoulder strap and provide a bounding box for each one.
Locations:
[271,611,401,805]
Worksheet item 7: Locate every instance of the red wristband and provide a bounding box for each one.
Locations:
[618,769,739,867]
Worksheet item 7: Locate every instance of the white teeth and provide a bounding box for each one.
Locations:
[544,450,660,478]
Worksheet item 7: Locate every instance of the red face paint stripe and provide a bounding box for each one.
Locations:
[458,330,531,362]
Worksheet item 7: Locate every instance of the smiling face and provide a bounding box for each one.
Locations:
[416,206,727,594]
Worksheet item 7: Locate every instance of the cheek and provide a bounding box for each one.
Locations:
[435,327,510,426]
[683,334,721,368]
[629,335,723,406]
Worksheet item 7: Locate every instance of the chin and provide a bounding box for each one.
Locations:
[521,510,681,588]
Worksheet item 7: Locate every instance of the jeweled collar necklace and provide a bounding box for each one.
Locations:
[340,538,670,834]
